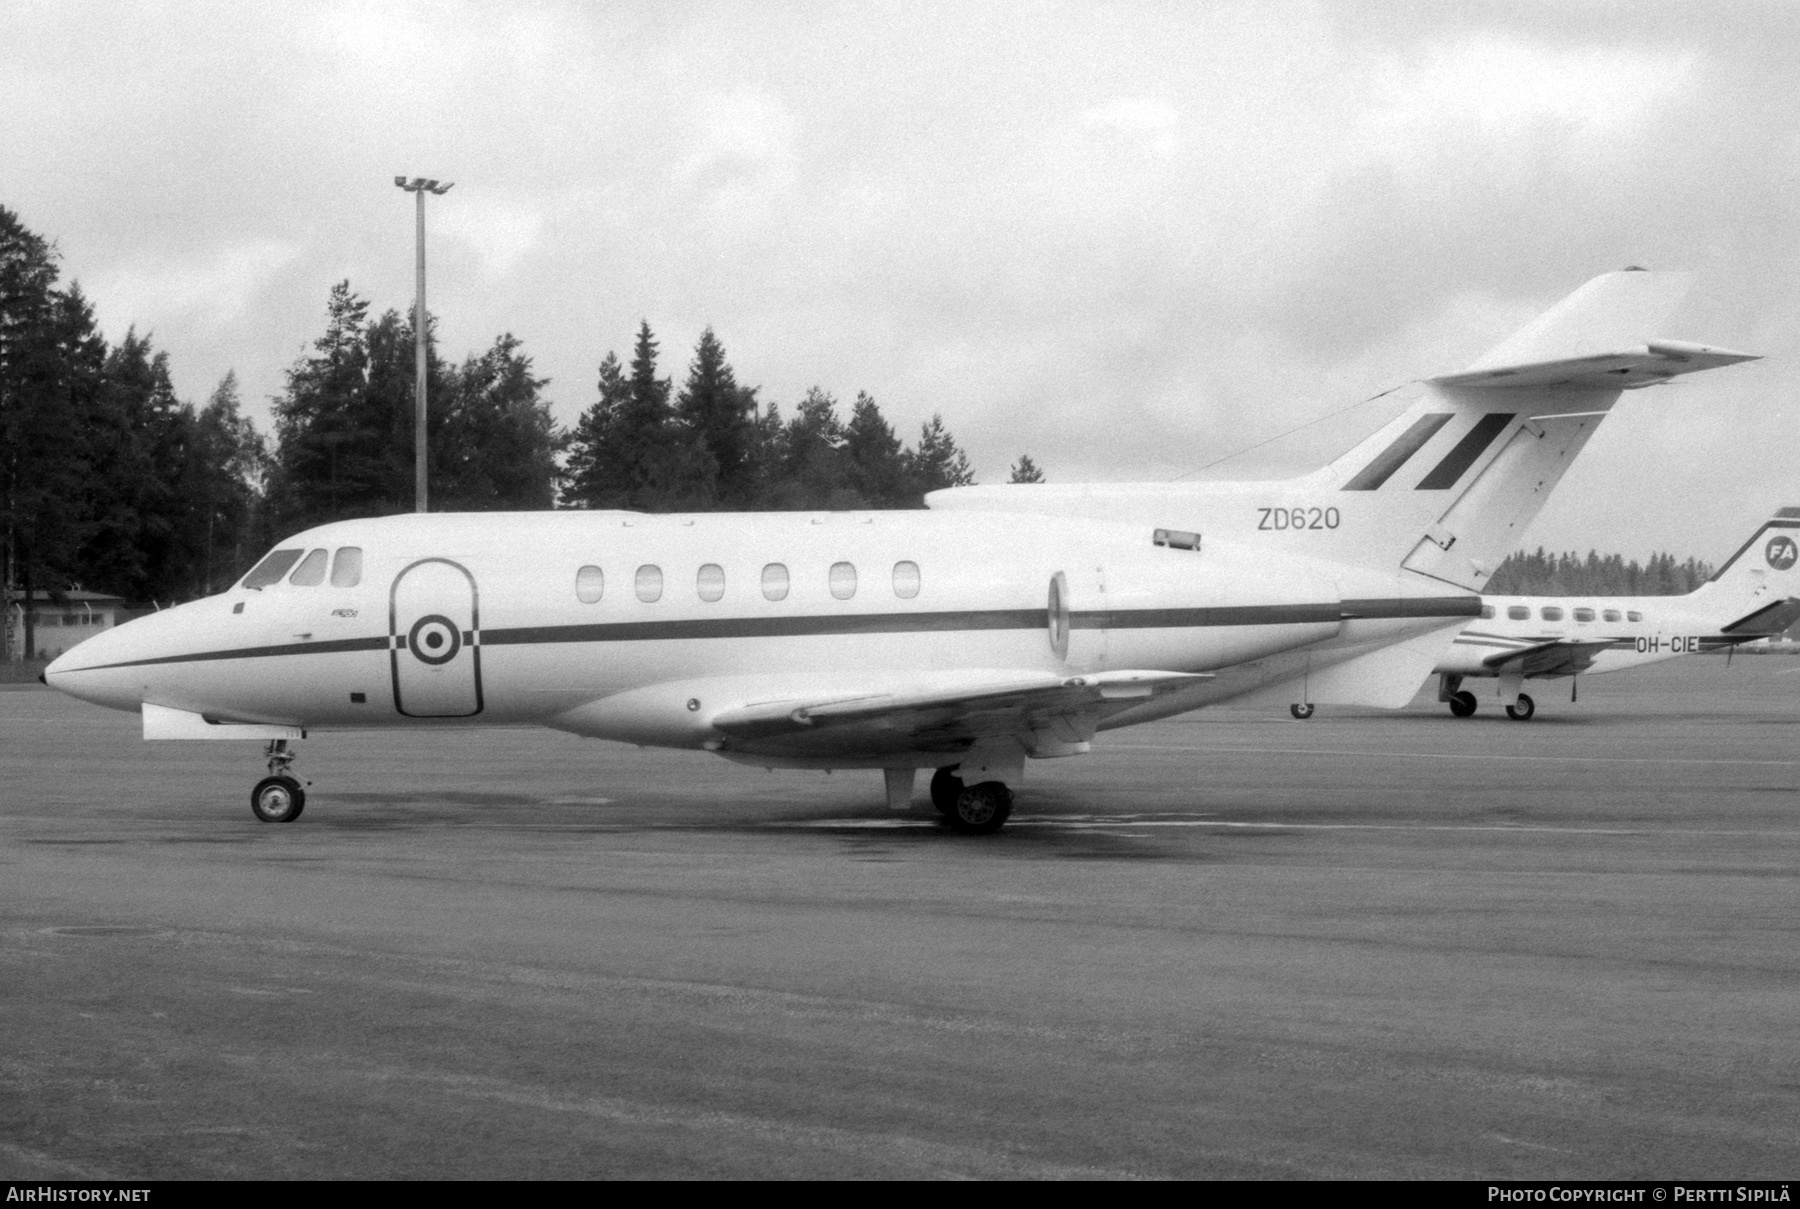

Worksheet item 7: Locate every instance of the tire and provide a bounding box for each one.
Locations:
[946,781,1013,835]
[1290,703,1315,720]
[251,776,305,823]
[929,766,963,816]
[1505,693,1536,722]
[1448,691,1478,718]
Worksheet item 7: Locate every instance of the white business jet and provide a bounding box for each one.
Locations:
[1422,507,1800,720]
[45,270,1756,832]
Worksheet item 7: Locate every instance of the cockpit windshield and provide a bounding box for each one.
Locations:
[241,548,304,589]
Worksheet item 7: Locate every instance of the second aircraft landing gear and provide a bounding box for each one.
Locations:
[1505,693,1536,722]
[1290,703,1315,720]
[250,739,307,823]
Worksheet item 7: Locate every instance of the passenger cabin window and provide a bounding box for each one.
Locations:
[576,565,604,604]
[1480,605,1495,619]
[1540,607,1564,621]
[330,547,363,587]
[1627,610,1643,623]
[697,564,725,602]
[761,563,789,601]
[289,549,328,586]
[829,562,857,600]
[1603,609,1622,622]
[242,548,303,589]
[1507,605,1530,620]
[1573,607,1596,622]
[635,565,663,602]
[893,561,921,599]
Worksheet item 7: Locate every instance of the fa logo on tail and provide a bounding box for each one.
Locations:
[1769,536,1798,570]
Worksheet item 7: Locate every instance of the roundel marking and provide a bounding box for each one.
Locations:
[407,614,463,666]
[1767,535,1798,571]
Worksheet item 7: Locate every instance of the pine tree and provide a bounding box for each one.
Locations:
[436,333,561,510]
[903,413,976,502]
[843,392,907,507]
[675,327,758,507]
[0,207,87,655]
[1008,454,1044,483]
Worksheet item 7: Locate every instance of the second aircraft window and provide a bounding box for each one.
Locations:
[636,565,663,602]
[289,549,328,586]
[762,563,789,601]
[892,561,920,599]
[576,565,604,604]
[697,564,725,602]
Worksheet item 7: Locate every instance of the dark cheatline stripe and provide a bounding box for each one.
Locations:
[65,596,1483,673]
[62,635,389,672]
[482,610,1046,647]
[1341,413,1453,491]
[1415,412,1516,490]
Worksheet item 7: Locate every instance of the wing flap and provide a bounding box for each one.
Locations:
[1483,639,1615,677]
[711,669,1212,745]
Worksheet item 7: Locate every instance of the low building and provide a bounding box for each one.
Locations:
[3,590,130,662]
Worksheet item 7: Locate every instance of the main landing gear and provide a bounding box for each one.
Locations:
[1505,693,1536,722]
[1290,703,1315,720]
[1447,691,1478,718]
[930,766,1014,835]
[250,739,308,823]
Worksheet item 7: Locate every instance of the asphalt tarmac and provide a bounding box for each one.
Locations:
[2,658,1797,1179]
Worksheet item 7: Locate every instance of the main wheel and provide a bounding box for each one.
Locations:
[1505,693,1536,722]
[929,766,964,816]
[251,775,305,823]
[1290,703,1315,720]
[946,782,1013,835]
[1448,691,1478,718]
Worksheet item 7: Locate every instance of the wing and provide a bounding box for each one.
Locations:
[709,669,1211,760]
[1483,639,1618,678]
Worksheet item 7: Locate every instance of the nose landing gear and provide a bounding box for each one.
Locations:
[250,739,308,823]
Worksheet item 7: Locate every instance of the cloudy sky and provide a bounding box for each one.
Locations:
[3,0,1795,562]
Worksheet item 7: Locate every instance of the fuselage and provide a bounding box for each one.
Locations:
[1440,592,1761,679]
[47,508,1477,761]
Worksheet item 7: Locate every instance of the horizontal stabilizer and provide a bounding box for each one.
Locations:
[1722,598,1800,636]
[1432,342,1759,392]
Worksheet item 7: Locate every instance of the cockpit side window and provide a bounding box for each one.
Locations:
[289,549,329,586]
[330,547,363,587]
[242,548,304,589]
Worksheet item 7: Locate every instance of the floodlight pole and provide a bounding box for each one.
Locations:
[393,176,454,513]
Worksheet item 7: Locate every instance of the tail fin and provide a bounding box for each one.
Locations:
[926,270,1758,593]
[1693,507,1800,635]
[1311,270,1757,589]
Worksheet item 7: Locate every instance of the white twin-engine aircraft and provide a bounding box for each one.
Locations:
[1417,507,1800,721]
[45,270,1757,833]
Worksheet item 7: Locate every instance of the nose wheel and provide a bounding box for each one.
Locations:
[251,739,308,822]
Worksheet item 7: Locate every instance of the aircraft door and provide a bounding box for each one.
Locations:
[390,558,484,717]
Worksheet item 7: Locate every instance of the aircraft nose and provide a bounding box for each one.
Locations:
[44,614,159,712]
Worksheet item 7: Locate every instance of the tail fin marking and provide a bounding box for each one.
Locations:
[1341,414,1454,490]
